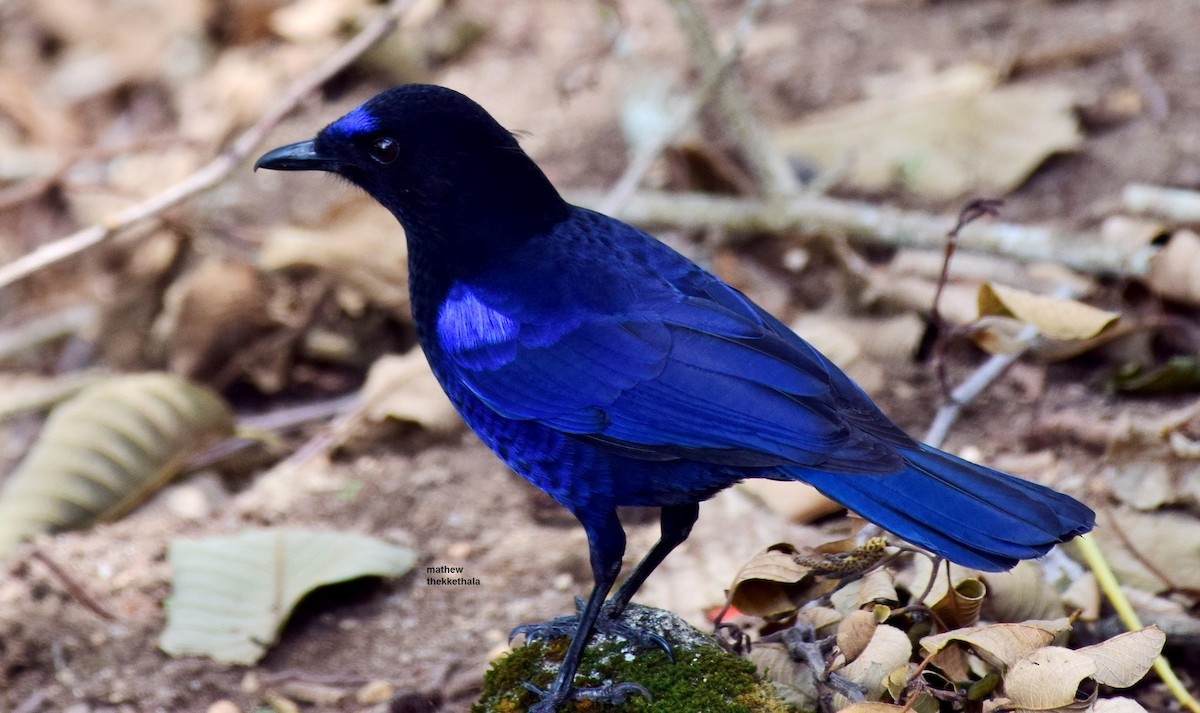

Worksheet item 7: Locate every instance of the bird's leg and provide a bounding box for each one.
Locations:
[511,503,699,660]
[606,502,699,617]
[524,510,650,712]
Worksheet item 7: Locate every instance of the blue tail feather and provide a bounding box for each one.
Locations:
[789,444,1094,571]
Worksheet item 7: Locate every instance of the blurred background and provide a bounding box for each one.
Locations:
[1,0,1199,711]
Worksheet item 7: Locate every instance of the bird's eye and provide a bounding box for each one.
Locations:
[368,137,399,164]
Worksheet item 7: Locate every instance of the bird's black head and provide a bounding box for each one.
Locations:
[256,85,568,255]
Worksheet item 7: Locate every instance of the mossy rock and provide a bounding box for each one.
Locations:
[473,604,791,713]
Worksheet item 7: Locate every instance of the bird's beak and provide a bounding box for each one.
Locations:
[254,140,342,172]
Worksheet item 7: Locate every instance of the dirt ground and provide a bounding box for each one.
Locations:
[2,0,1200,711]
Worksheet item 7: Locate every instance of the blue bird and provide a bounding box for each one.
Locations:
[256,85,1094,710]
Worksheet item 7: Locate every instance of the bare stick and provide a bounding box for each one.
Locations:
[1124,182,1200,224]
[929,199,1004,398]
[599,0,766,214]
[30,547,118,621]
[665,0,798,197]
[0,0,414,291]
[577,189,1157,277]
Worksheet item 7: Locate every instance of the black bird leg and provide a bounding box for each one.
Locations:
[606,503,699,617]
[524,509,650,712]
[511,503,700,659]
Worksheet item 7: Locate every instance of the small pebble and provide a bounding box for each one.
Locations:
[279,681,345,705]
[206,701,241,713]
[240,672,261,694]
[355,680,395,705]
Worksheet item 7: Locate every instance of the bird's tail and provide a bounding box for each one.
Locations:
[786,444,1094,571]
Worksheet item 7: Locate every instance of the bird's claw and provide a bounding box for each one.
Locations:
[524,681,652,712]
[509,604,674,661]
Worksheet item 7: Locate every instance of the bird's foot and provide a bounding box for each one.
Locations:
[509,597,673,661]
[524,680,651,712]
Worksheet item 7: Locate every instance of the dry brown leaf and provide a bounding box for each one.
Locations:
[259,198,409,315]
[361,350,460,433]
[1094,507,1200,592]
[0,374,234,557]
[728,543,832,618]
[1102,407,1200,511]
[1076,626,1164,688]
[977,283,1119,342]
[1003,646,1096,710]
[839,704,908,713]
[830,568,898,613]
[32,0,209,98]
[919,618,1072,670]
[1120,588,1200,643]
[797,606,844,637]
[836,609,879,665]
[1145,229,1200,307]
[152,260,274,383]
[775,64,1079,199]
[833,624,911,706]
[929,577,986,630]
[981,561,1069,623]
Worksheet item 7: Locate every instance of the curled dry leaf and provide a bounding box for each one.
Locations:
[929,577,986,630]
[830,568,898,613]
[981,561,1069,623]
[919,618,1072,670]
[832,624,911,706]
[728,543,835,619]
[774,64,1080,199]
[977,283,1119,342]
[1145,229,1200,307]
[0,373,235,558]
[160,528,417,664]
[836,609,879,665]
[361,350,461,433]
[838,704,908,713]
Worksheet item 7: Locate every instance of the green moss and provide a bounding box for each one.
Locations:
[473,612,792,713]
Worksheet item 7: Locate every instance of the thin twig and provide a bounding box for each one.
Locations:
[665,0,798,197]
[0,0,415,291]
[929,199,1004,399]
[598,0,766,214]
[575,189,1158,277]
[29,548,117,621]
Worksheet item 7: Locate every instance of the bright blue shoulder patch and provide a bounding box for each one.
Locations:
[326,105,378,138]
[437,284,519,368]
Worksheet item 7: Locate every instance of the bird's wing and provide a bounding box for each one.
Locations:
[437,257,914,474]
